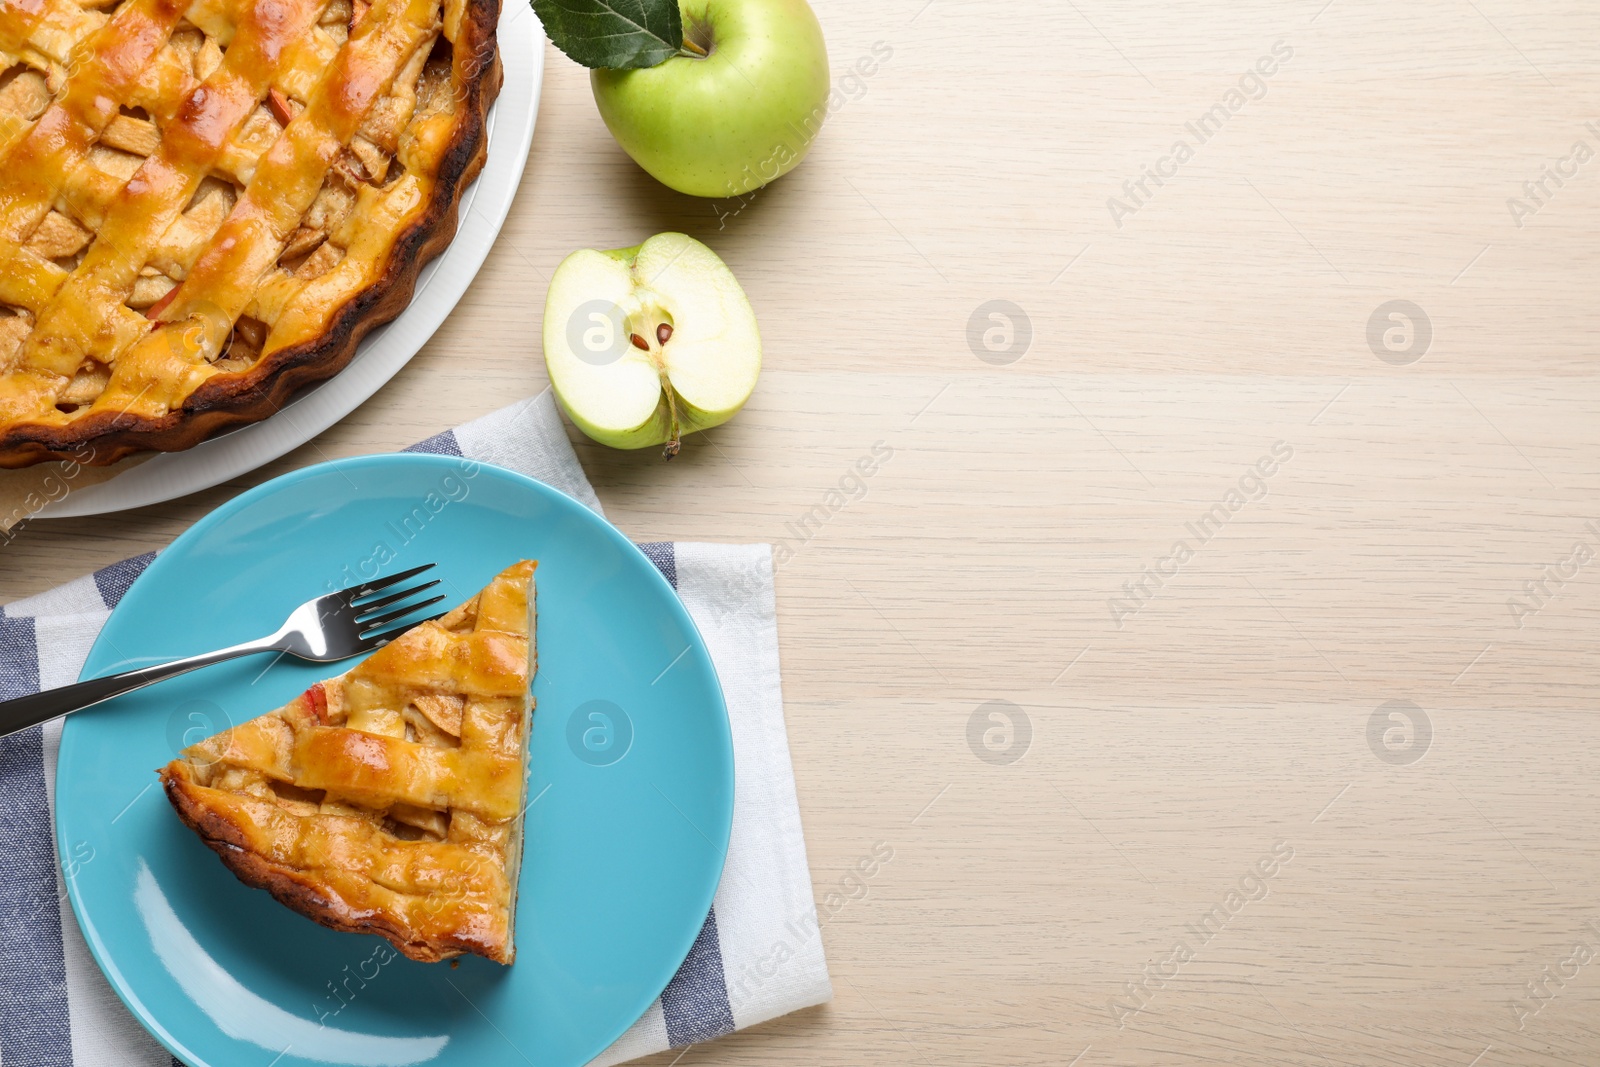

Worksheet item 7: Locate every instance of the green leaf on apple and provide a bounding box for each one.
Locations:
[531,0,688,70]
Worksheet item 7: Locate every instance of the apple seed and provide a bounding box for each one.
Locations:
[630,333,649,351]
[656,323,673,345]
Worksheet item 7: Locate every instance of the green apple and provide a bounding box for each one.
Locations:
[591,0,830,199]
[543,232,761,457]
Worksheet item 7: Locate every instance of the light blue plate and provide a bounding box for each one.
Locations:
[55,453,733,1067]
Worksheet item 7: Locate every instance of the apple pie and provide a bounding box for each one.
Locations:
[0,0,502,467]
[160,560,536,964]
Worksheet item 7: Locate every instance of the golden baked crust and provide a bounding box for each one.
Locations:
[0,0,503,467]
[160,560,536,964]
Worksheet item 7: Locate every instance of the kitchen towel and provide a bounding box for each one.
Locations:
[0,389,831,1067]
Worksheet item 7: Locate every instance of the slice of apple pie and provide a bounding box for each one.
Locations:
[160,560,535,964]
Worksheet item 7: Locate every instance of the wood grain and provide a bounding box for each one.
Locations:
[5,1,1600,1064]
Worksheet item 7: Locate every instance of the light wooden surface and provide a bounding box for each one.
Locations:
[7,1,1600,1064]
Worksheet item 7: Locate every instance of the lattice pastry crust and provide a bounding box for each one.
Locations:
[0,0,502,467]
[161,560,536,964]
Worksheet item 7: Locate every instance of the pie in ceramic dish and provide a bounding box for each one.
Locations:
[159,560,536,964]
[0,0,502,468]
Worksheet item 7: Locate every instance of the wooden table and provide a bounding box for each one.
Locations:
[6,2,1600,1064]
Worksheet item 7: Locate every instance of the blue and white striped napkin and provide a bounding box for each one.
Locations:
[0,390,831,1067]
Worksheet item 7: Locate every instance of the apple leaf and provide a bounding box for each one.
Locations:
[531,0,684,69]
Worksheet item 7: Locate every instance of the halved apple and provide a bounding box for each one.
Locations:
[542,232,761,457]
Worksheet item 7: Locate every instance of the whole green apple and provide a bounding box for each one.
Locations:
[591,0,830,199]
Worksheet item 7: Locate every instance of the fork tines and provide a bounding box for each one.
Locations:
[345,564,448,638]
[346,563,436,601]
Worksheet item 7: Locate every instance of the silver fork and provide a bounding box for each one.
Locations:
[0,563,446,740]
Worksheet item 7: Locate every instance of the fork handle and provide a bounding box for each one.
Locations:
[0,638,276,740]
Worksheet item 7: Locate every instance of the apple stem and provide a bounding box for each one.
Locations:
[677,36,708,58]
[659,371,682,459]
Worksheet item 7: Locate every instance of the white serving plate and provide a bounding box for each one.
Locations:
[39,3,544,518]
